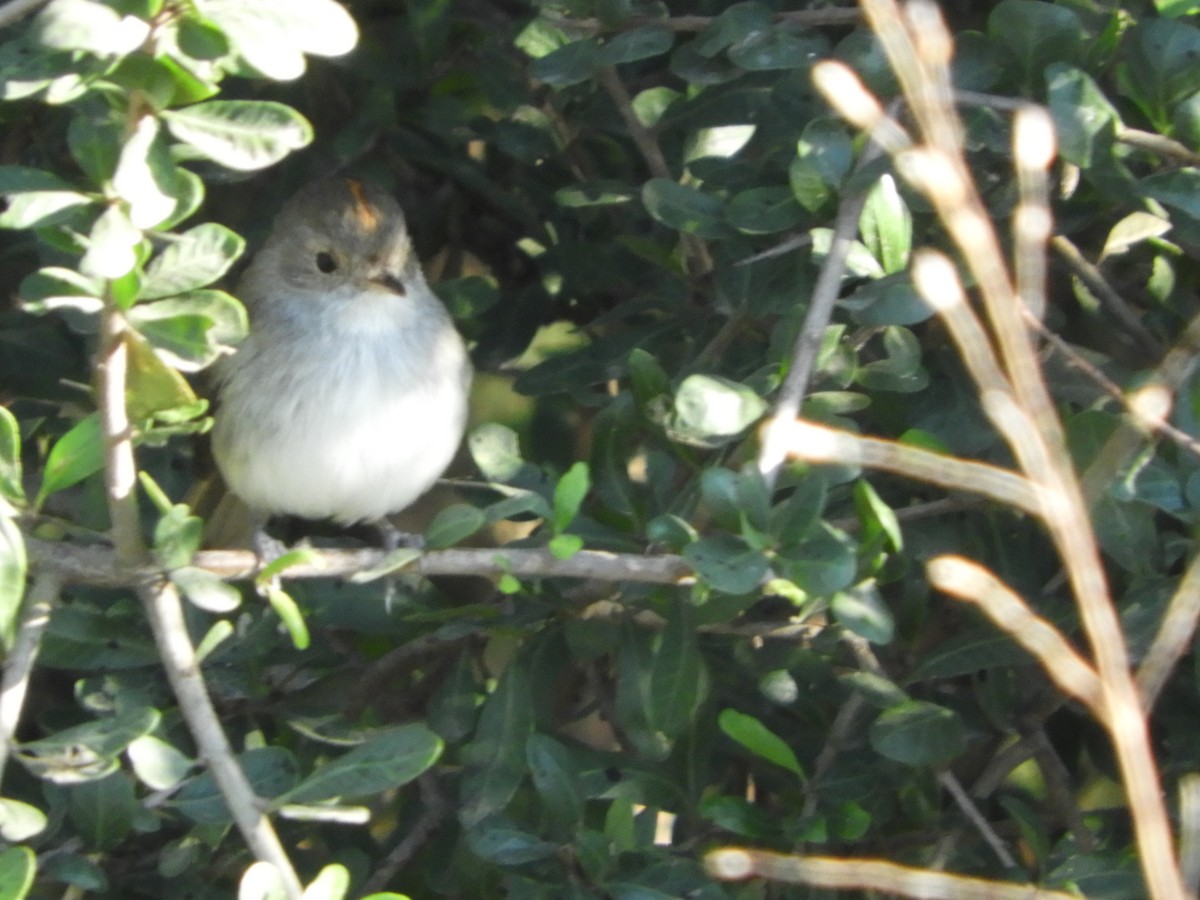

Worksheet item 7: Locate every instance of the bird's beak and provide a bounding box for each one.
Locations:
[366,271,407,297]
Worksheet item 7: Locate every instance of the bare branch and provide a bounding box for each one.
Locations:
[705,848,1079,899]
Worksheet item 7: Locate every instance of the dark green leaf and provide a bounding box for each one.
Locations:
[869,700,966,767]
[460,660,533,825]
[278,725,442,804]
[526,734,584,826]
[171,747,299,823]
[599,26,673,65]
[987,0,1083,87]
[530,38,600,87]
[831,581,895,645]
[67,772,136,850]
[642,178,732,238]
[684,534,767,594]
[726,186,804,234]
[425,503,488,549]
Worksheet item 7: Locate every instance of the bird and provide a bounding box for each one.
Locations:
[210,177,472,539]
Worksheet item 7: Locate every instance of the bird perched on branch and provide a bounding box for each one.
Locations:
[211,178,471,540]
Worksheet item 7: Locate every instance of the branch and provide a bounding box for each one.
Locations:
[550,9,861,35]
[25,538,695,587]
[779,420,1042,514]
[96,302,303,898]
[926,555,1105,722]
[757,107,895,491]
[705,849,1079,899]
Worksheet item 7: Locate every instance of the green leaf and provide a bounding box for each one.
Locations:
[425,503,487,549]
[552,461,590,532]
[128,291,248,371]
[598,26,674,65]
[641,179,732,239]
[987,1,1082,88]
[859,174,911,275]
[265,584,309,650]
[0,798,46,842]
[1045,64,1120,168]
[670,374,767,447]
[460,660,533,826]
[112,116,179,229]
[1141,168,1200,220]
[302,864,351,900]
[869,700,966,767]
[67,771,136,850]
[1100,211,1171,261]
[125,330,207,424]
[854,480,902,552]
[726,187,804,234]
[278,725,442,805]
[35,0,149,56]
[18,707,160,785]
[163,101,313,171]
[780,523,857,597]
[140,223,246,300]
[1119,18,1200,129]
[718,708,805,777]
[684,534,767,594]
[841,275,933,326]
[548,533,583,559]
[692,2,772,57]
[0,846,35,900]
[466,818,559,865]
[647,603,708,739]
[171,566,241,614]
[239,862,287,900]
[727,26,826,71]
[0,518,23,653]
[526,734,584,827]
[81,204,142,280]
[197,0,358,80]
[36,413,102,507]
[19,267,104,315]
[468,423,526,483]
[831,581,895,645]
[0,169,92,227]
[126,735,195,791]
[171,747,299,823]
[530,38,600,87]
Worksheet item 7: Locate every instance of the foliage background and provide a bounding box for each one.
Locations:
[3,0,1200,897]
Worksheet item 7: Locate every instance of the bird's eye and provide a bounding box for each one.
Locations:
[315,251,338,274]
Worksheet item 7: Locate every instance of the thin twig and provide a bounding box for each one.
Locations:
[1028,311,1200,461]
[937,771,1016,869]
[0,570,58,786]
[1180,774,1200,897]
[1137,550,1200,709]
[359,773,448,895]
[757,129,891,491]
[597,66,670,181]
[1117,125,1200,167]
[1050,234,1161,357]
